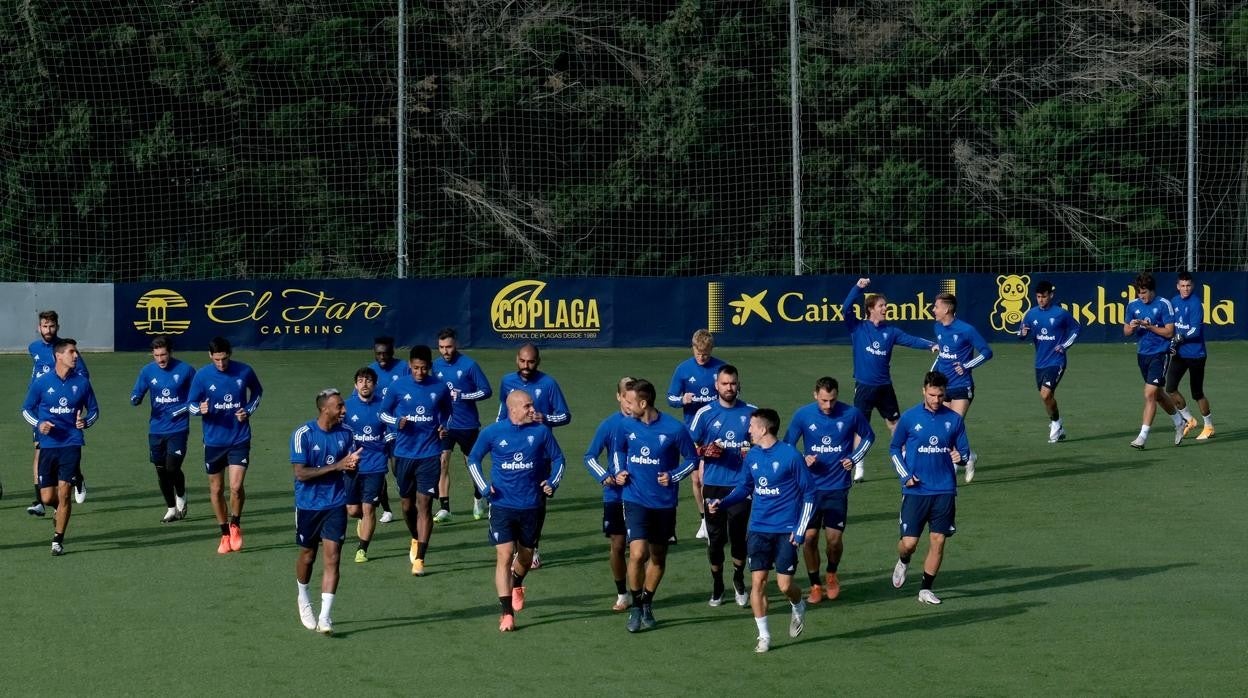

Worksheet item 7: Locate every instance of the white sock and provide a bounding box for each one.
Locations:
[1170,413,1184,427]
[320,592,335,622]
[1138,425,1150,440]
[1204,413,1214,427]
[175,495,187,509]
[1178,407,1193,422]
[297,581,310,606]
[1050,420,1060,429]
[754,615,769,639]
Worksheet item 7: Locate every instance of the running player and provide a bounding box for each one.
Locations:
[432,327,493,522]
[931,292,992,482]
[129,336,195,523]
[1018,280,1080,443]
[667,329,725,539]
[1123,273,1185,449]
[583,376,635,612]
[1167,271,1215,440]
[343,367,392,563]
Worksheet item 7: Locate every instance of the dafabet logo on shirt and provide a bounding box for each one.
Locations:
[134,288,191,335]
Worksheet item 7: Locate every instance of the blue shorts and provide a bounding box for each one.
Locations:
[807,489,849,532]
[747,531,799,574]
[344,471,386,506]
[440,428,480,455]
[394,456,440,498]
[1035,365,1065,392]
[296,506,347,549]
[489,504,539,548]
[38,446,82,488]
[1138,352,1169,386]
[149,432,189,468]
[602,501,626,537]
[204,442,250,475]
[899,493,957,538]
[854,383,901,423]
[943,386,974,402]
[623,502,677,544]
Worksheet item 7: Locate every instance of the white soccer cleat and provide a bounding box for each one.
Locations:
[433,508,452,524]
[73,479,87,504]
[754,636,771,653]
[1129,436,1146,450]
[734,588,749,608]
[51,541,64,556]
[161,507,178,524]
[1173,424,1184,447]
[175,497,188,520]
[852,461,865,483]
[27,501,45,517]
[892,559,908,589]
[378,509,394,524]
[708,595,724,608]
[963,452,977,484]
[472,497,488,520]
[917,589,942,605]
[315,618,333,635]
[613,593,630,612]
[695,518,708,540]
[530,549,542,569]
[788,601,806,638]
[299,600,317,630]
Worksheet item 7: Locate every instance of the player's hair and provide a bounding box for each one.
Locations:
[373,336,395,350]
[935,292,957,313]
[315,387,341,410]
[814,376,839,393]
[437,327,457,341]
[1134,272,1156,291]
[751,407,781,436]
[1035,280,1055,294]
[864,293,886,310]
[923,371,948,389]
[692,329,714,352]
[53,337,77,354]
[518,343,541,361]
[38,310,59,323]
[616,376,635,395]
[1177,270,1193,282]
[207,336,232,355]
[409,345,433,364]
[717,363,739,379]
[626,378,657,407]
[150,336,172,351]
[354,367,378,383]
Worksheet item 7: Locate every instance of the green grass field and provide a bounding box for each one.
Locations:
[2,343,1243,695]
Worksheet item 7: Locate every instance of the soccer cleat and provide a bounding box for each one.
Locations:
[734,587,749,608]
[1196,425,1215,440]
[354,549,368,564]
[695,518,708,540]
[1129,437,1146,450]
[472,497,488,520]
[963,451,977,484]
[378,509,394,524]
[640,605,657,630]
[499,613,516,632]
[27,501,45,517]
[892,559,908,589]
[1182,416,1199,438]
[852,461,865,483]
[754,636,771,653]
[511,586,526,612]
[789,601,807,638]
[315,618,333,635]
[228,523,243,551]
[409,539,419,563]
[806,584,824,605]
[1048,429,1067,444]
[613,593,630,612]
[433,508,452,524]
[917,589,942,605]
[51,541,64,556]
[161,507,178,524]
[530,550,542,569]
[175,498,188,520]
[1173,424,1184,447]
[708,594,724,608]
[299,600,317,630]
[73,478,86,504]
[217,535,231,555]
[825,572,841,600]
[626,607,643,633]
[411,558,425,576]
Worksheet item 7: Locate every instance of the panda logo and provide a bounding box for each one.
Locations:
[991,274,1031,331]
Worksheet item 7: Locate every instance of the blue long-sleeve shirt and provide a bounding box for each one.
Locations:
[1171,293,1206,359]
[290,420,351,511]
[22,370,100,448]
[1126,297,1175,356]
[889,402,969,495]
[467,419,566,510]
[369,358,407,398]
[689,399,756,488]
[380,375,452,459]
[433,352,493,429]
[1020,305,1080,369]
[667,356,726,426]
[612,411,698,509]
[30,339,88,383]
[844,284,934,386]
[720,440,815,537]
[344,393,392,475]
[130,358,196,435]
[496,371,571,428]
[932,318,993,391]
[584,411,629,504]
[783,401,874,492]
[187,360,263,447]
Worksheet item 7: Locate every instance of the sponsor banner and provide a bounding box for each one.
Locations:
[116,273,1242,351]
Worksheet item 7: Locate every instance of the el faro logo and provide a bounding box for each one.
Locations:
[491,280,600,336]
[134,288,191,335]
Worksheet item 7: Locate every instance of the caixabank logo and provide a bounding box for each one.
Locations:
[708,279,954,332]
[134,288,191,335]
[491,280,601,340]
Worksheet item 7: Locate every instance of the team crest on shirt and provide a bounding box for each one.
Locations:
[71,386,78,394]
[944,422,952,432]
[456,370,463,379]
[658,434,667,444]
[771,461,779,472]
[836,421,844,431]
[235,379,242,388]
[527,435,534,445]
[535,388,543,398]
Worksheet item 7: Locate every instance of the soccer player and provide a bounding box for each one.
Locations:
[129,336,195,523]
[467,390,566,632]
[583,376,635,612]
[1018,280,1080,443]
[612,379,699,633]
[187,336,264,554]
[433,327,493,523]
[689,364,755,608]
[367,336,405,523]
[1123,272,1185,449]
[291,387,363,634]
[343,368,392,563]
[380,345,452,576]
[27,310,90,515]
[711,408,814,653]
[889,372,969,605]
[783,376,874,604]
[21,338,99,555]
[843,278,935,482]
[931,292,992,483]
[1167,271,1215,440]
[667,329,725,539]
[495,343,571,568]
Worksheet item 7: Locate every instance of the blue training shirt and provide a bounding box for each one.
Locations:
[584,411,629,504]
[1020,304,1080,369]
[30,339,89,382]
[689,399,756,488]
[22,370,100,448]
[380,375,452,459]
[187,360,263,447]
[496,371,571,428]
[783,401,874,492]
[721,440,815,537]
[666,355,726,426]
[1126,296,1175,356]
[1171,293,1206,360]
[932,318,993,391]
[612,411,698,510]
[433,352,493,429]
[290,420,351,511]
[844,283,934,386]
[467,419,566,510]
[344,393,392,475]
[889,401,969,496]
[369,358,406,398]
[130,358,196,435]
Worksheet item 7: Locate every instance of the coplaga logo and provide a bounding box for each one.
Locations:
[134,289,191,335]
[490,280,601,337]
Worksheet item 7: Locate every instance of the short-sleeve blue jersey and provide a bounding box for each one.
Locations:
[22,370,100,448]
[130,358,196,435]
[187,360,263,448]
[467,419,566,510]
[584,411,629,504]
[344,393,392,475]
[889,402,969,495]
[369,358,406,398]
[666,356,726,426]
[721,440,814,536]
[689,399,756,488]
[433,352,493,429]
[380,375,452,459]
[1126,296,1175,356]
[612,411,699,509]
[29,339,89,383]
[290,420,351,511]
[495,371,571,428]
[1171,293,1206,359]
[1021,305,1080,369]
[783,401,875,492]
[932,318,993,391]
[844,284,934,386]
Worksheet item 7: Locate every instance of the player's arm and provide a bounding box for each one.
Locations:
[243,369,263,414]
[466,433,492,496]
[668,429,700,482]
[21,381,42,428]
[889,416,914,484]
[129,368,149,406]
[895,328,936,351]
[715,454,752,510]
[1059,312,1080,351]
[792,453,816,542]
[583,418,616,485]
[80,385,100,428]
[461,364,492,401]
[950,419,970,467]
[665,369,685,409]
[496,383,509,423]
[542,430,566,494]
[544,384,571,427]
[842,280,865,329]
[850,412,875,464]
[610,423,631,485]
[781,416,802,449]
[378,390,400,428]
[961,328,993,369]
